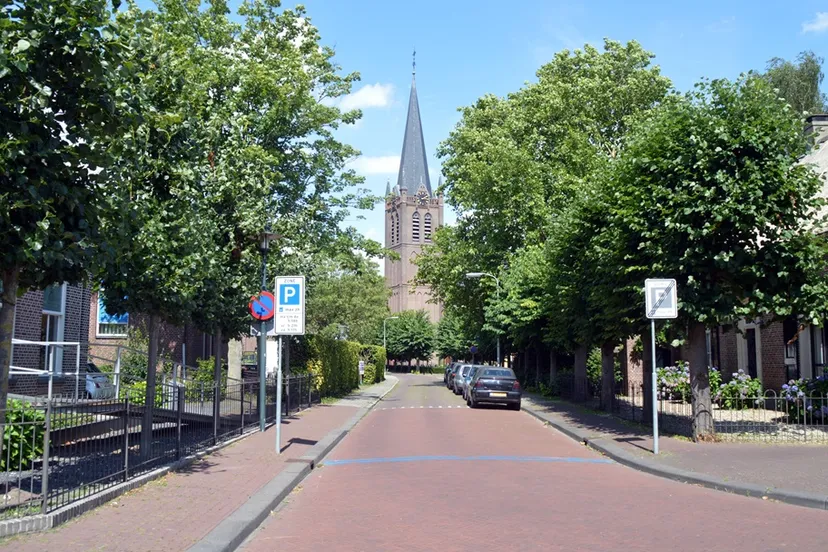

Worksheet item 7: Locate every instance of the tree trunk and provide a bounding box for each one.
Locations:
[574,345,588,401]
[689,321,714,441]
[0,266,21,463]
[535,342,542,386]
[642,330,654,425]
[212,328,223,444]
[141,313,160,458]
[600,341,615,411]
[549,348,557,386]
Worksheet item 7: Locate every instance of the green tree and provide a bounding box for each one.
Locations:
[606,75,828,439]
[434,309,473,360]
[306,258,390,345]
[417,39,672,369]
[763,51,828,116]
[0,0,131,416]
[385,310,435,363]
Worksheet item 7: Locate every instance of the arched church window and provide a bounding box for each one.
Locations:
[424,213,432,241]
[412,212,421,241]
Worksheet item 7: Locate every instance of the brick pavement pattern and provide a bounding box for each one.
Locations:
[243,374,828,552]
[0,404,358,552]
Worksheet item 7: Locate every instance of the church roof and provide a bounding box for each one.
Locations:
[396,67,432,196]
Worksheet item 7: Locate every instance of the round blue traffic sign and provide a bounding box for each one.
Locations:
[249,291,275,321]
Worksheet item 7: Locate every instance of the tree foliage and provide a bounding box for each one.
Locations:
[306,258,390,345]
[385,310,435,362]
[763,51,827,116]
[0,0,132,413]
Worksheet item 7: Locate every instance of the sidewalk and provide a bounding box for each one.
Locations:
[522,393,828,508]
[0,377,397,552]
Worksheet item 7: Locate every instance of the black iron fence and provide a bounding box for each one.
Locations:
[1,373,319,523]
[546,370,828,443]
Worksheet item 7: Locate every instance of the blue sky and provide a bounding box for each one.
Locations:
[139,1,828,246]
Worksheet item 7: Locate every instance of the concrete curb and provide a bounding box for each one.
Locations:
[522,402,828,511]
[187,376,399,552]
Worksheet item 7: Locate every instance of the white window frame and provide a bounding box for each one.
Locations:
[42,283,67,374]
[95,291,129,338]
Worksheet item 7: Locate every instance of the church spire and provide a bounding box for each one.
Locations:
[396,51,432,197]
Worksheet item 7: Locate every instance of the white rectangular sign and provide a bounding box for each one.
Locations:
[645,278,678,319]
[274,276,306,335]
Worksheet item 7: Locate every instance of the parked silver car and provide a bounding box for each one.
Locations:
[452,364,473,395]
[460,365,481,400]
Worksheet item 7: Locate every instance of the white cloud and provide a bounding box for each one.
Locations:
[347,155,400,175]
[338,83,395,111]
[803,12,828,33]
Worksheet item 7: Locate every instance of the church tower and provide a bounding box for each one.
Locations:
[385,55,444,323]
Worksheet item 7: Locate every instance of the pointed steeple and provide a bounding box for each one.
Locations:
[396,51,432,197]
[385,179,391,196]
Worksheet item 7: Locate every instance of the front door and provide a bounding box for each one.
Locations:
[746,328,757,379]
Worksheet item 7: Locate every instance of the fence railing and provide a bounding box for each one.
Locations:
[0,372,319,523]
[546,371,828,443]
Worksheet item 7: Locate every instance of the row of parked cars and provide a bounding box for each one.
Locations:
[443,362,522,410]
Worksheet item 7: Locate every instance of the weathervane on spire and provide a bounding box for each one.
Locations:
[412,48,416,76]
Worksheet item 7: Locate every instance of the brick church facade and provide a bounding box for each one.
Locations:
[384,61,444,323]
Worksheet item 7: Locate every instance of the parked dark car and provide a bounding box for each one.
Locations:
[444,363,456,385]
[467,367,521,410]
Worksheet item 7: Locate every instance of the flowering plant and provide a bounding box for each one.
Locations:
[783,372,828,421]
[714,369,763,409]
[656,362,690,400]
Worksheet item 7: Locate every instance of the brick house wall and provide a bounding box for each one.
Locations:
[9,284,90,397]
[761,322,786,391]
[88,290,227,372]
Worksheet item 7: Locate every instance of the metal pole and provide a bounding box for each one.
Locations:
[124,397,130,482]
[275,336,283,453]
[41,399,52,514]
[496,277,501,366]
[114,345,122,397]
[258,247,268,432]
[651,319,659,455]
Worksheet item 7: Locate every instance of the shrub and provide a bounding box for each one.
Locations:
[119,381,164,407]
[360,345,386,384]
[586,348,623,395]
[185,356,228,400]
[2,400,45,471]
[714,369,763,409]
[657,362,690,400]
[783,373,828,421]
[307,336,360,397]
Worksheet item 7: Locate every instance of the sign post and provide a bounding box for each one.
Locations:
[273,276,306,453]
[249,291,275,431]
[644,278,678,455]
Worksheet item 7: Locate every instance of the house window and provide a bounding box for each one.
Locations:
[412,212,420,241]
[96,293,129,337]
[812,326,826,378]
[42,283,66,373]
[424,213,432,241]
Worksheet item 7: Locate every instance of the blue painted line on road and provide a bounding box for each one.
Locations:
[322,455,614,466]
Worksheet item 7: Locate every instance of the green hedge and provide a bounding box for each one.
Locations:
[307,336,361,397]
[119,381,164,407]
[360,345,387,384]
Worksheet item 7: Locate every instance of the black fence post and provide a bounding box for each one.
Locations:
[124,397,130,482]
[176,387,184,460]
[240,382,245,436]
[41,400,53,515]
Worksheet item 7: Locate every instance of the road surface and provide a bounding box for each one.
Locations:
[241,373,828,552]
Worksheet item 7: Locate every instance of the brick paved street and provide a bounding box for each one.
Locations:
[242,374,828,552]
[0,403,359,552]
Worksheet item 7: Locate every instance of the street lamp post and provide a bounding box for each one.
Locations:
[258,225,279,432]
[383,316,399,372]
[465,272,501,366]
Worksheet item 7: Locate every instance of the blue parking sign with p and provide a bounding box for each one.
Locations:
[280,283,301,305]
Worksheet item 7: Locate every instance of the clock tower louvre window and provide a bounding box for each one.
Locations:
[424,213,432,241]
[412,211,421,242]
